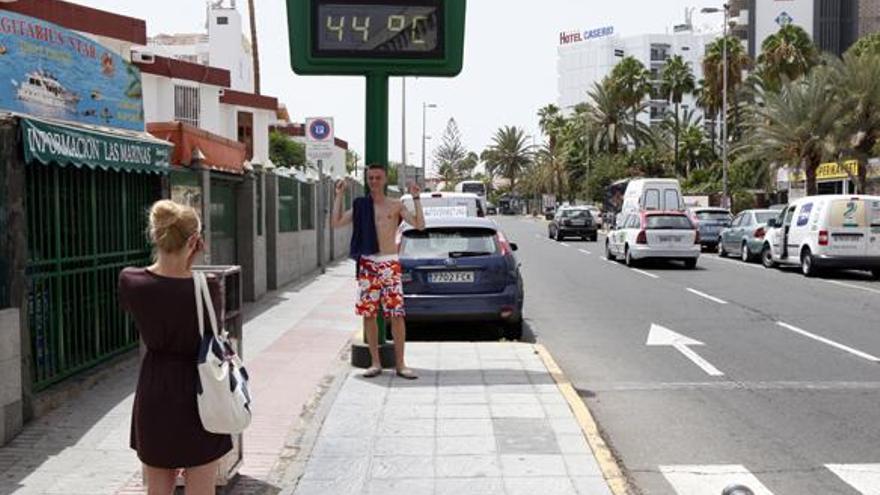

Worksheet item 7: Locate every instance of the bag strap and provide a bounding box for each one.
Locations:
[194,271,205,338]
[198,271,220,339]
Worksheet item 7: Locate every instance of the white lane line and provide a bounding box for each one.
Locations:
[777,322,880,362]
[686,288,728,305]
[534,234,542,239]
[631,268,659,279]
[660,465,775,495]
[823,279,880,296]
[827,464,880,494]
[559,242,570,247]
[578,249,592,255]
[702,255,762,269]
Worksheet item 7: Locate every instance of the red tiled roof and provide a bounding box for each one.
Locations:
[148,122,246,175]
[135,56,231,88]
[0,0,147,45]
[220,89,278,111]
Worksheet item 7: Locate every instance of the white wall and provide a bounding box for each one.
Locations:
[141,73,223,133]
[755,0,814,53]
[208,7,254,93]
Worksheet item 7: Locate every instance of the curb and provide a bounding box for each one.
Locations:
[534,344,631,495]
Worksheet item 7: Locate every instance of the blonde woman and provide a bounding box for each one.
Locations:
[118,200,231,495]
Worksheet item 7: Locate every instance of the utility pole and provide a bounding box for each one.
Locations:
[421,102,436,188]
[400,78,407,191]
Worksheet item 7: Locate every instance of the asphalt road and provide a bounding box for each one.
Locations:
[495,215,880,495]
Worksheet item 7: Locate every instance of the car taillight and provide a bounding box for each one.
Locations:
[754,227,765,239]
[694,230,701,244]
[818,230,829,246]
[497,231,512,255]
[636,230,647,244]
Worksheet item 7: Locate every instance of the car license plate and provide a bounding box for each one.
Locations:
[658,235,681,243]
[571,219,585,226]
[429,271,474,283]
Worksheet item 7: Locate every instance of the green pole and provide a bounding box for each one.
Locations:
[364,73,389,345]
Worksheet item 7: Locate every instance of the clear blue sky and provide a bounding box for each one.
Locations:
[75,0,721,171]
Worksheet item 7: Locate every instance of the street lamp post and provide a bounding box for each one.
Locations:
[421,102,437,188]
[701,4,731,208]
[400,77,407,191]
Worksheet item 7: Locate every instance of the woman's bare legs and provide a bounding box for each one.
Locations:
[143,464,176,495]
[184,460,218,495]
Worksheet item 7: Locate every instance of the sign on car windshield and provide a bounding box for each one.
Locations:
[423,206,468,218]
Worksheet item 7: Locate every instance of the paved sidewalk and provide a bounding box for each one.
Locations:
[290,342,614,495]
[0,261,360,495]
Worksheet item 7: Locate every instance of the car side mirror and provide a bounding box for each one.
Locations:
[509,242,519,252]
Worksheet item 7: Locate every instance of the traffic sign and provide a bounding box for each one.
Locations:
[305,117,335,160]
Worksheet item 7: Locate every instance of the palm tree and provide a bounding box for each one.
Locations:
[610,56,652,129]
[247,0,261,93]
[738,68,837,195]
[587,79,651,154]
[538,104,566,152]
[701,35,750,150]
[482,126,534,191]
[827,52,880,192]
[757,24,819,91]
[660,55,696,175]
[663,108,710,177]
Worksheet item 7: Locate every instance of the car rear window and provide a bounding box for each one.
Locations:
[696,211,731,222]
[560,209,591,218]
[645,215,693,230]
[829,199,867,228]
[755,212,777,224]
[401,227,499,258]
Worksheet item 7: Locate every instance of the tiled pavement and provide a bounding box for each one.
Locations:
[290,343,613,495]
[0,262,360,495]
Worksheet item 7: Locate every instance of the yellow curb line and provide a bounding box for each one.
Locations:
[535,344,631,495]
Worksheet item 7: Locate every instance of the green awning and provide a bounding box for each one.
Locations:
[21,117,171,174]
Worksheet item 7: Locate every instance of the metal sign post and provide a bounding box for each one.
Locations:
[287,0,467,368]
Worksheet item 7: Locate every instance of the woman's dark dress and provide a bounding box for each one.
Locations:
[118,267,232,468]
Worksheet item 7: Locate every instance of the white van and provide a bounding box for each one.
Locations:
[761,195,880,277]
[615,179,685,227]
[401,192,485,219]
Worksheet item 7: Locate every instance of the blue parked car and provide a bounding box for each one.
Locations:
[689,207,732,251]
[718,209,781,262]
[398,217,525,339]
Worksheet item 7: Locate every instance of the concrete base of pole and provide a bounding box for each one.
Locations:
[351,342,396,369]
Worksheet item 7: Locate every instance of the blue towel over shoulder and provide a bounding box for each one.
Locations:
[349,196,380,260]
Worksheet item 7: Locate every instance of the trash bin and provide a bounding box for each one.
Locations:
[192,265,244,486]
[139,265,244,488]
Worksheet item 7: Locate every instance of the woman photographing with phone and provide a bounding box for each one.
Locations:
[118,200,231,495]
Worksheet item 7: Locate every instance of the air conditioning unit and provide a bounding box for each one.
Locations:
[131,50,155,64]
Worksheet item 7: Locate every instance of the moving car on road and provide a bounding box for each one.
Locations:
[718,209,779,262]
[760,195,880,278]
[398,216,525,339]
[605,210,700,268]
[689,207,732,251]
[548,206,598,241]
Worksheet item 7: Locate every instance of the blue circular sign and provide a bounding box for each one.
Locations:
[309,119,332,141]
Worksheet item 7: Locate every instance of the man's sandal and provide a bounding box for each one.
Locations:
[362,366,382,378]
[395,368,418,380]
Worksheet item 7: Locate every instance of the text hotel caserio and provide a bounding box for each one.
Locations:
[559,25,614,45]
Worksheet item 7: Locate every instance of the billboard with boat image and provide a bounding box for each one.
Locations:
[0,10,144,131]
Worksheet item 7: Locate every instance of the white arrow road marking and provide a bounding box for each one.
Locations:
[647,324,724,376]
[777,322,880,362]
[660,465,774,495]
[631,268,659,279]
[686,288,727,304]
[827,464,880,494]
[578,249,591,255]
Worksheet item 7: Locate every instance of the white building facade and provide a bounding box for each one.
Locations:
[557,27,716,127]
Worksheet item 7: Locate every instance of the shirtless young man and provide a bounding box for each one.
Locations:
[331,164,426,379]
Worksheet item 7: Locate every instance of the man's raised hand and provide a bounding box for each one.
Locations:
[335,179,346,195]
[408,181,421,197]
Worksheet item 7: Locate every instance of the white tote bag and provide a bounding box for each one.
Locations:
[193,271,252,434]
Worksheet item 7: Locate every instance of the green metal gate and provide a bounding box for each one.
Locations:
[26,165,160,390]
[210,179,238,266]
